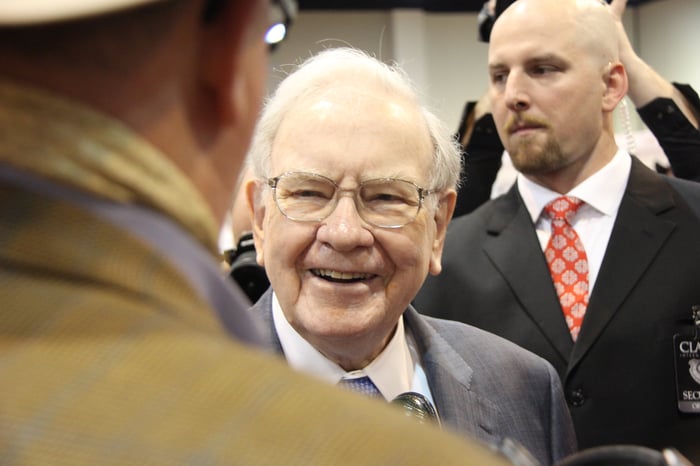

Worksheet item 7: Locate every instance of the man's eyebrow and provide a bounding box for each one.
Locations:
[487,62,507,72]
[526,53,569,67]
[489,53,568,69]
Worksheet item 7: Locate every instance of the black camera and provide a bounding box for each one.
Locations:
[225,232,269,303]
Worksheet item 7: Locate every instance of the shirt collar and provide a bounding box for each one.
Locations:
[517,148,632,222]
[0,77,219,254]
[272,292,415,401]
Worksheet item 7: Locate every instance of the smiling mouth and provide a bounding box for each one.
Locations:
[311,269,376,283]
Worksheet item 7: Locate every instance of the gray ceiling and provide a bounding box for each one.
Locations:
[298,0,657,12]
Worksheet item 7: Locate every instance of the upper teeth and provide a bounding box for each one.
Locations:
[315,269,370,280]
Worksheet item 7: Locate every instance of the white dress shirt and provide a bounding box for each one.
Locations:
[517,149,632,293]
[271,292,435,405]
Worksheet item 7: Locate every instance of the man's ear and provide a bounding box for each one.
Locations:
[429,189,457,276]
[246,178,267,267]
[198,0,267,125]
[602,61,628,112]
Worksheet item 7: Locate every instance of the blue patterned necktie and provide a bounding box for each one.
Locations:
[337,376,383,399]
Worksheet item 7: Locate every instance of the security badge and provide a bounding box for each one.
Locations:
[673,305,700,413]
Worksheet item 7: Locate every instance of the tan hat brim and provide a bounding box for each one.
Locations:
[0,0,164,26]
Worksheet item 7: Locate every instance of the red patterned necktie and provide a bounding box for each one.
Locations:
[543,196,589,341]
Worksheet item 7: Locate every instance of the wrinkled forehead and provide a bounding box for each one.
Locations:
[270,84,434,173]
[292,83,419,118]
[278,84,431,146]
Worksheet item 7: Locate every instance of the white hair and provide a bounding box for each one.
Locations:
[247,47,462,192]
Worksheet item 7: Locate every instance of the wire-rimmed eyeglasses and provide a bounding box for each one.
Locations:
[266,0,297,51]
[266,171,435,229]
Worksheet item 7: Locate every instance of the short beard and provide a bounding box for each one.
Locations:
[508,135,568,176]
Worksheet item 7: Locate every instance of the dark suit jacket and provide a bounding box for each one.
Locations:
[415,157,700,461]
[252,290,577,465]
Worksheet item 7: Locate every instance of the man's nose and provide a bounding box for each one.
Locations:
[316,195,374,251]
[504,71,531,111]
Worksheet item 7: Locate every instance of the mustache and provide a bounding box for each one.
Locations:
[504,115,549,133]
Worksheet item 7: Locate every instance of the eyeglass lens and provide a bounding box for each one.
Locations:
[271,173,425,228]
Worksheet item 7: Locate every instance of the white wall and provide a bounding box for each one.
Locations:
[267,10,395,92]
[423,12,489,128]
[269,0,700,132]
[638,0,700,92]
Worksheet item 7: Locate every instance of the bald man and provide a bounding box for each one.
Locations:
[415,0,700,461]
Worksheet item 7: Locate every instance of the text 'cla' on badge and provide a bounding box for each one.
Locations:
[673,305,700,414]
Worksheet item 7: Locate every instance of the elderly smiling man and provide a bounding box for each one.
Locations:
[245,47,577,466]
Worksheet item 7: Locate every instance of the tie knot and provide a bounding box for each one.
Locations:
[544,196,583,222]
[337,376,382,399]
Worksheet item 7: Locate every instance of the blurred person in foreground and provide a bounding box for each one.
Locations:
[415,0,700,460]
[244,47,577,465]
[0,1,518,464]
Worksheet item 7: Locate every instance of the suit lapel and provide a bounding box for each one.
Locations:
[569,159,677,372]
[256,296,502,445]
[404,308,499,444]
[482,189,573,363]
[254,295,501,442]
